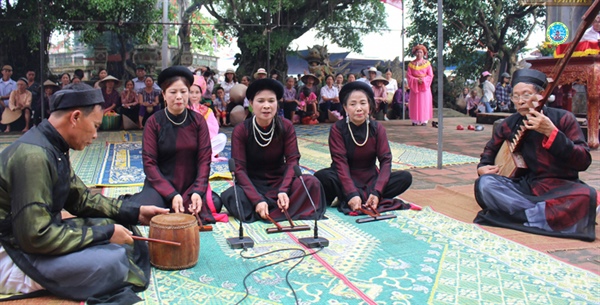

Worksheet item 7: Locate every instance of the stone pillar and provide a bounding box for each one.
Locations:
[546,6,588,43]
[94,45,108,71]
[180,42,193,66]
[133,45,161,76]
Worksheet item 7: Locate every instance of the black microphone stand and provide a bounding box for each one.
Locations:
[226,159,254,249]
[294,166,329,248]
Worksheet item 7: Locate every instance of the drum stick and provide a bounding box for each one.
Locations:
[131,235,181,246]
[193,211,213,231]
[265,214,284,231]
[359,206,378,217]
[282,208,296,227]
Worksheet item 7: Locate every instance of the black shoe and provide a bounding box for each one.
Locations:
[432,121,438,128]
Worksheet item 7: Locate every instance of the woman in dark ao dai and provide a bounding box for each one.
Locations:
[315,81,417,215]
[221,78,326,222]
[129,66,224,223]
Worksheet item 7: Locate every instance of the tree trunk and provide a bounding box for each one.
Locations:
[271,47,289,79]
[118,34,134,80]
[172,2,202,66]
[0,31,45,79]
[236,35,292,79]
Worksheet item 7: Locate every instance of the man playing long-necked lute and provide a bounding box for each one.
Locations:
[474,68,597,241]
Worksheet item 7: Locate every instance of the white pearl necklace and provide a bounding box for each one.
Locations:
[348,121,369,147]
[164,108,188,126]
[252,116,275,147]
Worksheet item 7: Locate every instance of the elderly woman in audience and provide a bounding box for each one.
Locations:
[5,78,32,132]
[315,81,415,215]
[221,78,326,223]
[34,80,59,124]
[120,79,140,128]
[321,74,340,114]
[465,89,480,117]
[98,75,121,114]
[384,68,398,104]
[130,66,224,223]
[371,75,389,121]
[220,68,238,102]
[137,76,161,128]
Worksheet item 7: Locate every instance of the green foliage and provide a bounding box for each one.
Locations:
[202,0,388,74]
[407,0,545,81]
[77,0,160,46]
[0,0,160,78]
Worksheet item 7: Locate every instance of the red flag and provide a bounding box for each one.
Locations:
[381,0,403,10]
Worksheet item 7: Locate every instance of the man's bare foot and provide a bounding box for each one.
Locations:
[21,128,29,133]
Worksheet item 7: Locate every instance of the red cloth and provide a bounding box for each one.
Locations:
[554,41,599,58]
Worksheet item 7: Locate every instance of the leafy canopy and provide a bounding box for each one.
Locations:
[203,0,389,70]
[407,0,545,80]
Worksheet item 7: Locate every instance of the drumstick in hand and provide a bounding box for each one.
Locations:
[131,235,181,246]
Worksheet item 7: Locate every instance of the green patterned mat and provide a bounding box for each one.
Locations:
[98,182,600,305]
[96,130,143,142]
[70,143,106,186]
[1,126,477,187]
[296,133,479,171]
[101,180,232,197]
[95,127,477,186]
[125,207,598,304]
[0,134,23,153]
[0,131,142,187]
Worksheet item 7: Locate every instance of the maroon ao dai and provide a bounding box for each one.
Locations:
[221,118,326,223]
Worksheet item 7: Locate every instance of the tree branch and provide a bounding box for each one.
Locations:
[512,13,538,54]
[227,0,241,20]
[476,9,494,50]
[205,0,236,30]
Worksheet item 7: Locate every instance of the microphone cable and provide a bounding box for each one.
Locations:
[234,246,325,305]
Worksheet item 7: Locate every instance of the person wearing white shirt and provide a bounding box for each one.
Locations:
[356,69,370,84]
[220,68,238,102]
[320,75,340,117]
[384,68,398,104]
[481,71,496,113]
[582,14,600,42]
[0,65,16,109]
[133,65,160,91]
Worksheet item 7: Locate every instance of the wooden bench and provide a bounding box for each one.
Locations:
[476,112,511,124]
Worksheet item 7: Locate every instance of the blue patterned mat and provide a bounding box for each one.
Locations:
[2,127,477,187]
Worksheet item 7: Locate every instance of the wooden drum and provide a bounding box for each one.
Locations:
[149,214,199,270]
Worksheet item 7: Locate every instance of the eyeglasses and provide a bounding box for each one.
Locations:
[510,93,534,102]
[2,69,12,72]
